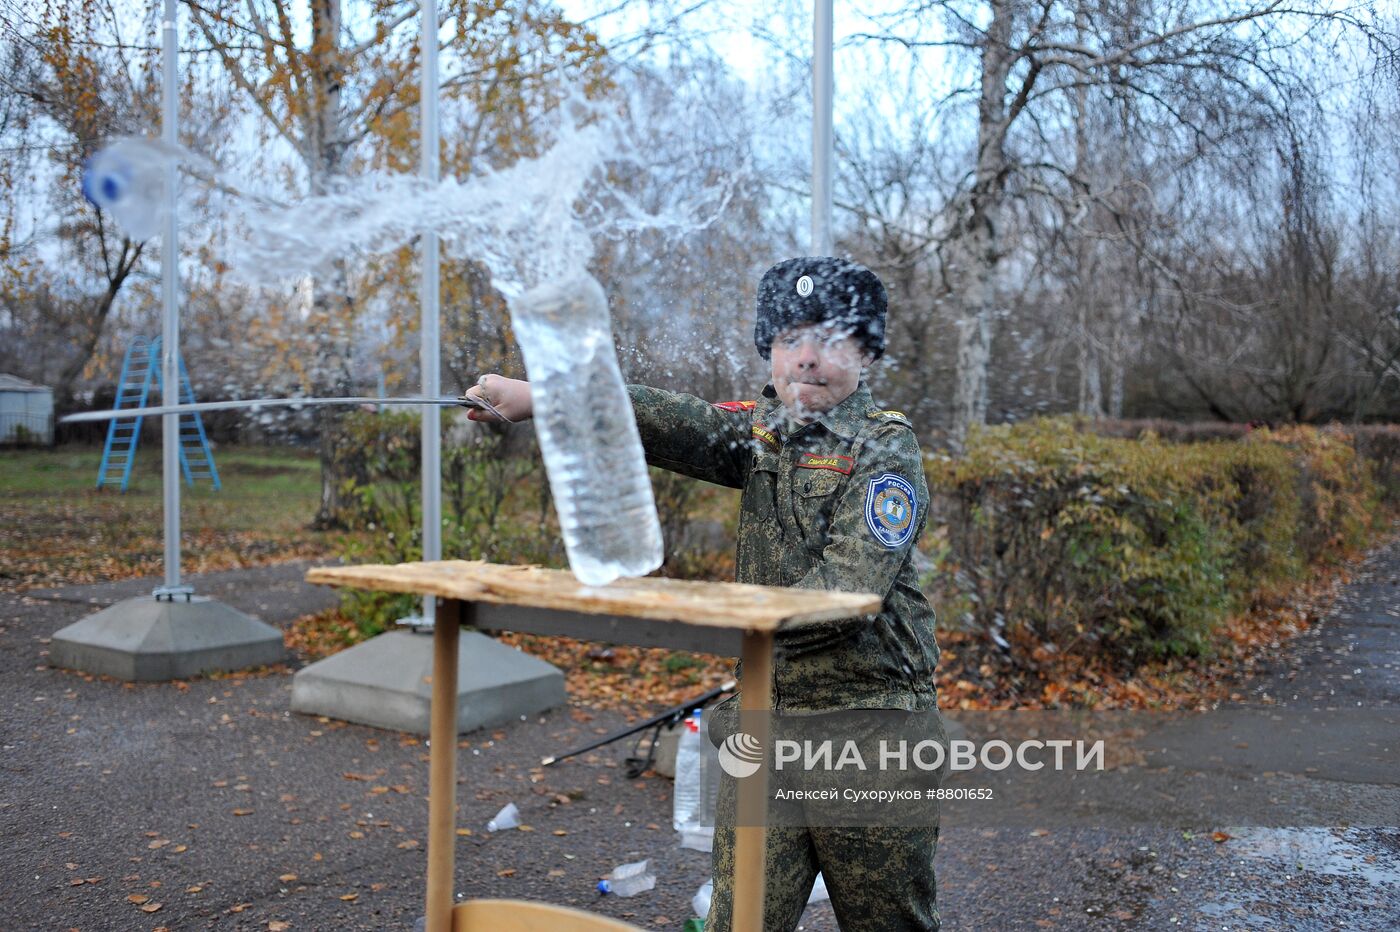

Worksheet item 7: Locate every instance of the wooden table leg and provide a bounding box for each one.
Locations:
[425,599,461,932]
[733,630,773,932]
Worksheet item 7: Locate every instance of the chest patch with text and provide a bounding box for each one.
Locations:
[751,424,780,450]
[797,453,854,475]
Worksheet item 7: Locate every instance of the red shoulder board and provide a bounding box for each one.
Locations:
[711,400,757,413]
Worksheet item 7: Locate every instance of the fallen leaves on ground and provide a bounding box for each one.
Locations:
[0,450,336,593]
[1,515,332,594]
[281,553,1360,717]
[934,556,1359,711]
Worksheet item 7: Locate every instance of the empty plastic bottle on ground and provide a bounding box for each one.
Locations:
[673,710,703,832]
[674,708,720,851]
[691,711,721,845]
[81,138,168,241]
[508,274,664,586]
[597,859,655,897]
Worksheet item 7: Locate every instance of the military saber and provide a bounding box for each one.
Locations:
[60,394,513,424]
[541,679,737,776]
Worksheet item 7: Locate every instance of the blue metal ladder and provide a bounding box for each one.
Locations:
[96,336,157,491]
[96,336,221,492]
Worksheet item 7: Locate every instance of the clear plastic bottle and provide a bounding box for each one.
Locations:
[508,274,664,586]
[81,138,168,241]
[691,711,721,841]
[596,859,655,897]
[678,708,720,851]
[672,710,703,833]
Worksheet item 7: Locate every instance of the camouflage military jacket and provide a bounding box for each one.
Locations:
[627,381,939,712]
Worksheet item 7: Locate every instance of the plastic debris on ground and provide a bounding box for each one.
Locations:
[597,858,656,897]
[692,878,713,917]
[486,801,519,832]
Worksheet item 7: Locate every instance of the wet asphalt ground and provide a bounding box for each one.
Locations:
[2,532,1397,932]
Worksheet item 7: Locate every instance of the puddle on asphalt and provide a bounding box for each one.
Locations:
[1168,827,1399,928]
[1193,888,1270,923]
[1227,826,1400,887]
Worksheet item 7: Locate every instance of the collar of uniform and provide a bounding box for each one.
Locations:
[756,384,783,419]
[761,380,872,441]
[809,380,874,440]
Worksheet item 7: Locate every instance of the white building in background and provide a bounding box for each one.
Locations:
[0,374,54,445]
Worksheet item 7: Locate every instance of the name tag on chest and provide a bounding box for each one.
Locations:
[797,452,854,475]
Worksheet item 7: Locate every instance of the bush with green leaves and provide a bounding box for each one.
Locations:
[925,417,1381,667]
[329,410,560,637]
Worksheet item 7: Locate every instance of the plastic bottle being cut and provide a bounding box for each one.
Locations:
[81,138,169,241]
[508,274,664,586]
[597,859,655,897]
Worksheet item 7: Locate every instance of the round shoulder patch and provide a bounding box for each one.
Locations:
[864,473,917,548]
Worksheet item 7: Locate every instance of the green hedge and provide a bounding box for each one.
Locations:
[1093,419,1400,507]
[925,418,1382,666]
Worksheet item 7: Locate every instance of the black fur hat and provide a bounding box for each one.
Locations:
[753,257,887,360]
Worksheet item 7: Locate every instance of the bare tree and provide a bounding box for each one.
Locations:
[0,1,158,409]
[856,0,1380,445]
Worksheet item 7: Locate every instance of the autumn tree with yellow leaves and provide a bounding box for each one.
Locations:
[2,1,161,410]
[180,0,609,525]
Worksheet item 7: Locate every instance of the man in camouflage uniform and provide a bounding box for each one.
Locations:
[467,257,943,930]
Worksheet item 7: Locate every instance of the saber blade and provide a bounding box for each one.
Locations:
[60,396,488,424]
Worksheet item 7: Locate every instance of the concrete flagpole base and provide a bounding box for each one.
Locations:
[289,629,565,735]
[48,595,286,681]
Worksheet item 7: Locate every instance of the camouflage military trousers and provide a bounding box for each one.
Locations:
[704,700,943,931]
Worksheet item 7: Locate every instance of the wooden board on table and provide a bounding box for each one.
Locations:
[306,560,880,632]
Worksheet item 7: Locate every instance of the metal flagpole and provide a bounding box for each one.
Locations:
[812,0,834,257]
[52,1,333,686]
[158,0,189,601]
[420,0,442,626]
